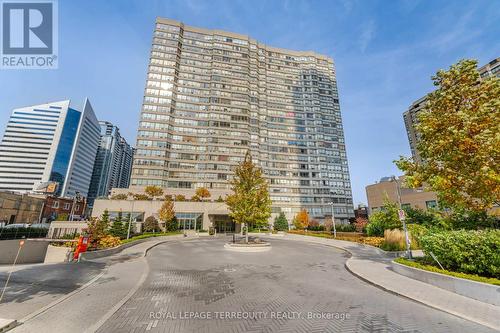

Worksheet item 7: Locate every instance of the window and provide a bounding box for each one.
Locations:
[63,203,70,210]
[401,203,411,210]
[52,201,59,208]
[425,200,437,209]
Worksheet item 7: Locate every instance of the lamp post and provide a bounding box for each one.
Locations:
[69,191,81,221]
[392,176,412,259]
[328,202,337,238]
[126,199,135,240]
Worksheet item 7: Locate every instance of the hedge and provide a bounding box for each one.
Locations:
[419,230,500,278]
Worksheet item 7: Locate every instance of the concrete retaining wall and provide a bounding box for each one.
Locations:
[0,239,49,264]
[44,245,72,263]
[391,261,500,306]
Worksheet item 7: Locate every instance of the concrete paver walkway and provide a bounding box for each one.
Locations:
[280,233,500,331]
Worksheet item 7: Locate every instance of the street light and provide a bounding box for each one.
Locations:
[328,202,337,238]
[69,191,81,221]
[392,176,412,259]
[126,199,135,240]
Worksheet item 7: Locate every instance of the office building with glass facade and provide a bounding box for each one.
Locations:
[0,99,100,198]
[129,18,354,222]
[88,121,134,205]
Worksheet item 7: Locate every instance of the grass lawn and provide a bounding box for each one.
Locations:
[394,257,500,286]
[121,231,182,244]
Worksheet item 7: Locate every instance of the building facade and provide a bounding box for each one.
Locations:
[41,196,87,222]
[88,121,133,205]
[130,18,354,223]
[0,99,101,198]
[0,192,45,225]
[403,57,499,162]
[365,176,438,214]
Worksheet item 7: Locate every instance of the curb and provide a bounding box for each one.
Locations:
[0,319,16,332]
[20,270,106,323]
[276,234,500,331]
[85,237,193,333]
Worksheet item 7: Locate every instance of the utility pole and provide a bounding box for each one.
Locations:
[126,199,135,239]
[69,191,81,222]
[329,202,337,238]
[393,176,412,259]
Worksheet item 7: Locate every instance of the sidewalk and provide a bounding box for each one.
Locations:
[281,233,500,331]
[1,234,187,333]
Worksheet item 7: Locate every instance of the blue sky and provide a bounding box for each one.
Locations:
[0,0,498,205]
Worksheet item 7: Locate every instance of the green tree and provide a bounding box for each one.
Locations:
[226,151,271,242]
[366,200,402,236]
[109,211,127,239]
[144,185,164,199]
[143,216,160,232]
[396,59,500,212]
[165,216,179,232]
[273,212,289,231]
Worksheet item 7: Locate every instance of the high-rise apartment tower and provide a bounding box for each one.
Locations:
[130,18,354,222]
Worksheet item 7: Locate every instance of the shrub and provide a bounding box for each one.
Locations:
[366,201,402,236]
[56,213,69,221]
[381,229,406,251]
[335,223,355,232]
[444,209,499,230]
[419,230,500,278]
[175,194,186,201]
[98,235,121,249]
[111,194,128,200]
[307,225,325,231]
[273,212,289,231]
[354,217,368,233]
[407,224,428,249]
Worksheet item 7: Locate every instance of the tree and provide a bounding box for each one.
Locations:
[396,59,500,212]
[366,200,402,236]
[226,151,272,242]
[175,194,186,202]
[195,187,211,201]
[273,212,289,231]
[109,211,127,239]
[86,210,110,249]
[144,185,164,200]
[143,216,160,232]
[216,196,224,203]
[133,193,150,200]
[190,195,201,202]
[158,198,175,230]
[165,216,179,232]
[111,193,128,200]
[353,217,368,233]
[293,209,310,230]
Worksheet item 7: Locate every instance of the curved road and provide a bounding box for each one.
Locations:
[96,237,495,333]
